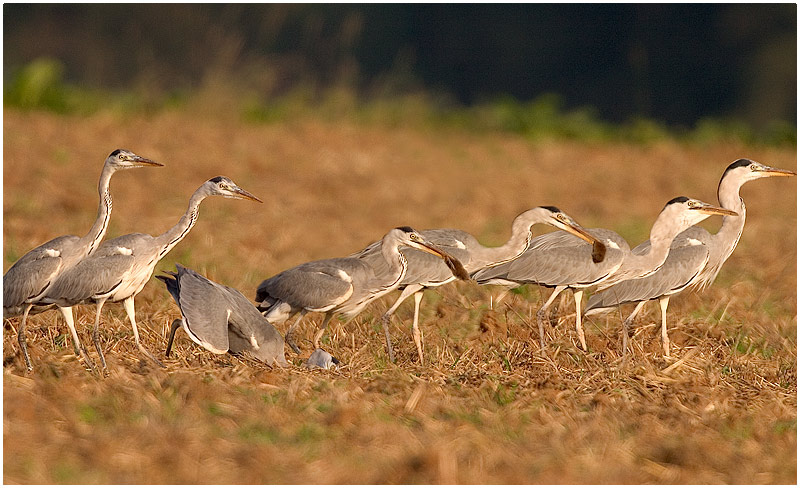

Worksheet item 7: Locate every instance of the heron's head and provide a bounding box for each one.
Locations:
[204,176,263,202]
[105,148,164,170]
[720,158,796,187]
[537,206,606,263]
[390,226,470,280]
[661,196,738,229]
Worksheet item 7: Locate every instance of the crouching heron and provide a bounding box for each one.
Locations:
[3,149,163,371]
[256,226,469,362]
[159,264,287,367]
[473,197,737,353]
[585,159,795,356]
[350,206,605,362]
[41,176,261,371]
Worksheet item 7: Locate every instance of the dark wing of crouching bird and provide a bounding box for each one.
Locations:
[158,264,287,367]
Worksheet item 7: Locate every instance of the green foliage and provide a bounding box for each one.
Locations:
[5,58,69,112]
[4,58,795,147]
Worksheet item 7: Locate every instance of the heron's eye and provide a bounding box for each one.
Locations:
[410,234,419,240]
[557,213,566,221]
[750,163,758,171]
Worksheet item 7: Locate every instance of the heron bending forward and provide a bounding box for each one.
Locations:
[159,264,287,367]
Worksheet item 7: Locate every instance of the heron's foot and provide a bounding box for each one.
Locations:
[621,320,633,357]
[535,309,549,353]
[285,333,302,354]
[382,316,395,364]
[92,329,108,374]
[17,328,33,372]
[137,343,166,368]
[576,328,588,352]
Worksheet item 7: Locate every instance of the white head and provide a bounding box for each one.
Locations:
[104,148,164,171]
[384,226,470,280]
[719,159,796,193]
[651,196,738,241]
[201,176,263,202]
[520,206,606,262]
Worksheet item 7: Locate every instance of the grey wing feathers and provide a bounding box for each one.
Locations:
[585,238,711,312]
[256,259,361,310]
[43,254,136,304]
[3,235,80,309]
[225,291,287,366]
[474,229,625,287]
[160,265,287,366]
[4,256,63,308]
[159,265,231,353]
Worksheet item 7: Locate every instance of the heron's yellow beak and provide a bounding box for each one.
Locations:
[410,239,470,280]
[131,156,164,167]
[697,205,738,217]
[232,187,263,203]
[761,166,796,178]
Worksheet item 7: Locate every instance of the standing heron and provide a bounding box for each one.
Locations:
[472,197,737,352]
[584,159,795,356]
[41,176,261,371]
[158,264,287,367]
[350,207,605,362]
[255,226,469,362]
[3,149,163,371]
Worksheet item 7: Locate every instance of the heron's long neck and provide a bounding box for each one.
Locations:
[711,177,747,265]
[619,217,685,279]
[378,240,409,291]
[79,165,114,255]
[468,217,533,270]
[155,191,205,259]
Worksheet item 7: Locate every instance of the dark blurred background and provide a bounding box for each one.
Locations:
[3,3,796,133]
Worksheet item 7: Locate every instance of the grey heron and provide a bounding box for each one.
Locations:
[158,264,287,367]
[350,206,605,362]
[41,176,261,371]
[472,197,737,352]
[3,149,163,371]
[255,226,469,362]
[584,159,796,356]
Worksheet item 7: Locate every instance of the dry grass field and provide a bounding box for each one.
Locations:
[3,109,796,484]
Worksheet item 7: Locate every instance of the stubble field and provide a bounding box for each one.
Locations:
[3,109,796,484]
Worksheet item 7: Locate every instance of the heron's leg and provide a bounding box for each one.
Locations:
[18,304,34,371]
[411,289,426,363]
[659,296,671,357]
[536,286,566,353]
[123,296,165,368]
[313,312,334,349]
[573,289,587,351]
[92,298,108,373]
[165,319,183,357]
[621,300,646,355]
[380,285,424,362]
[284,310,308,354]
[59,306,94,369]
